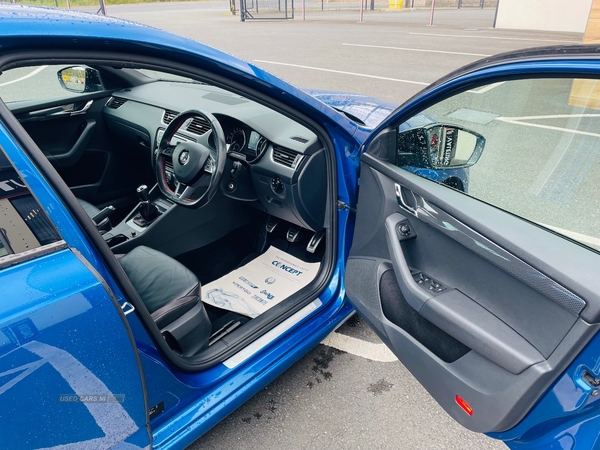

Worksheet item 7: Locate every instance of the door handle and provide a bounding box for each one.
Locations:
[395,183,417,215]
[68,100,94,116]
[20,100,94,122]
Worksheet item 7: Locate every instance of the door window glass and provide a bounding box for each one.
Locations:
[396,77,600,251]
[0,148,61,258]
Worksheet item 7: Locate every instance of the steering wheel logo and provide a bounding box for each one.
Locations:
[179,150,190,166]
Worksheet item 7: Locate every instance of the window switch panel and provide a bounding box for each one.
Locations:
[412,271,446,293]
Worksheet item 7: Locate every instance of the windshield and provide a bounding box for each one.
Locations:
[136,69,199,83]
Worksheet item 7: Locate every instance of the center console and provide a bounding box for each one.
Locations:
[101,183,259,258]
[103,184,174,249]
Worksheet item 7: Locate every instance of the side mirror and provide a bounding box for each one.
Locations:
[397,124,485,169]
[57,66,104,93]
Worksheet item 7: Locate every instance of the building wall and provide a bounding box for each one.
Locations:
[495,0,592,33]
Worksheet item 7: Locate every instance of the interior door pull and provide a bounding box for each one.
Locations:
[395,183,417,215]
[52,119,96,167]
[385,212,432,312]
[20,100,94,122]
[69,100,94,116]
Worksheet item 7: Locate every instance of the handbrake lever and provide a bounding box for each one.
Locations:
[92,205,115,227]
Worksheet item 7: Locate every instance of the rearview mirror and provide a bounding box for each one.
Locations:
[397,124,485,170]
[57,66,103,93]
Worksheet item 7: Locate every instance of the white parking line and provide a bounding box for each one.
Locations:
[321,332,397,362]
[254,60,430,86]
[342,43,491,57]
[500,113,600,121]
[255,60,508,94]
[409,32,578,44]
[500,113,600,195]
[496,116,600,138]
[0,65,47,87]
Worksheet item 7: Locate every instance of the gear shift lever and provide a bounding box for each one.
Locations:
[136,184,158,223]
[137,184,149,202]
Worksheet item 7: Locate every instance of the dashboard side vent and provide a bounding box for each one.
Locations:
[187,117,211,135]
[107,97,127,109]
[163,109,179,125]
[290,136,309,144]
[272,147,302,169]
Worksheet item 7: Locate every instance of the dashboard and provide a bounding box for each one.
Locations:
[102,81,328,231]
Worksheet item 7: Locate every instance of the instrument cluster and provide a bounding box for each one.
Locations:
[225,124,268,163]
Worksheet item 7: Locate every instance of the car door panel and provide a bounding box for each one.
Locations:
[11,93,144,209]
[1,248,151,449]
[346,153,600,433]
[28,115,97,168]
[10,92,109,166]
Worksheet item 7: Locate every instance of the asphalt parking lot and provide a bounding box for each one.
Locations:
[103,1,580,104]
[0,4,585,448]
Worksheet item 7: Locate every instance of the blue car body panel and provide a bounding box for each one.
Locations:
[0,249,149,448]
[0,5,599,449]
[302,89,399,129]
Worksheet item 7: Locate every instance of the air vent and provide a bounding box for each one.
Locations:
[163,109,179,125]
[290,136,309,144]
[187,117,211,135]
[272,147,302,169]
[107,97,127,109]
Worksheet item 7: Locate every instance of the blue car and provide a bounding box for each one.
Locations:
[1,5,600,449]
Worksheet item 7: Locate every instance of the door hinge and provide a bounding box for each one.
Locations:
[337,200,357,213]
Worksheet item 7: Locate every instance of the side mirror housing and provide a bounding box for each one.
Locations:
[57,66,104,93]
[397,124,485,169]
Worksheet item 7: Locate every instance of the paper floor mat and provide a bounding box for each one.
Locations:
[201,246,321,318]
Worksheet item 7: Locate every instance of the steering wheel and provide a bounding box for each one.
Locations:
[155,110,227,207]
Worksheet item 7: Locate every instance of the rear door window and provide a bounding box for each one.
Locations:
[0,148,61,259]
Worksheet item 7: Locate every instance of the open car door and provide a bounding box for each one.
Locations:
[345,47,600,448]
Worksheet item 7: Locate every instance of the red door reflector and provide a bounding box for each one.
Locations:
[455,395,473,416]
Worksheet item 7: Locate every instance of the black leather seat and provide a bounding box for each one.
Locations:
[77,198,101,219]
[119,246,199,313]
[119,245,212,356]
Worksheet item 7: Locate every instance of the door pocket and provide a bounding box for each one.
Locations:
[379,268,471,363]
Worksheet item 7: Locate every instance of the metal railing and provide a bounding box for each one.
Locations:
[238,0,498,24]
[240,0,294,20]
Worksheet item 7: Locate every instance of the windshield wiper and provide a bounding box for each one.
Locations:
[332,107,366,126]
